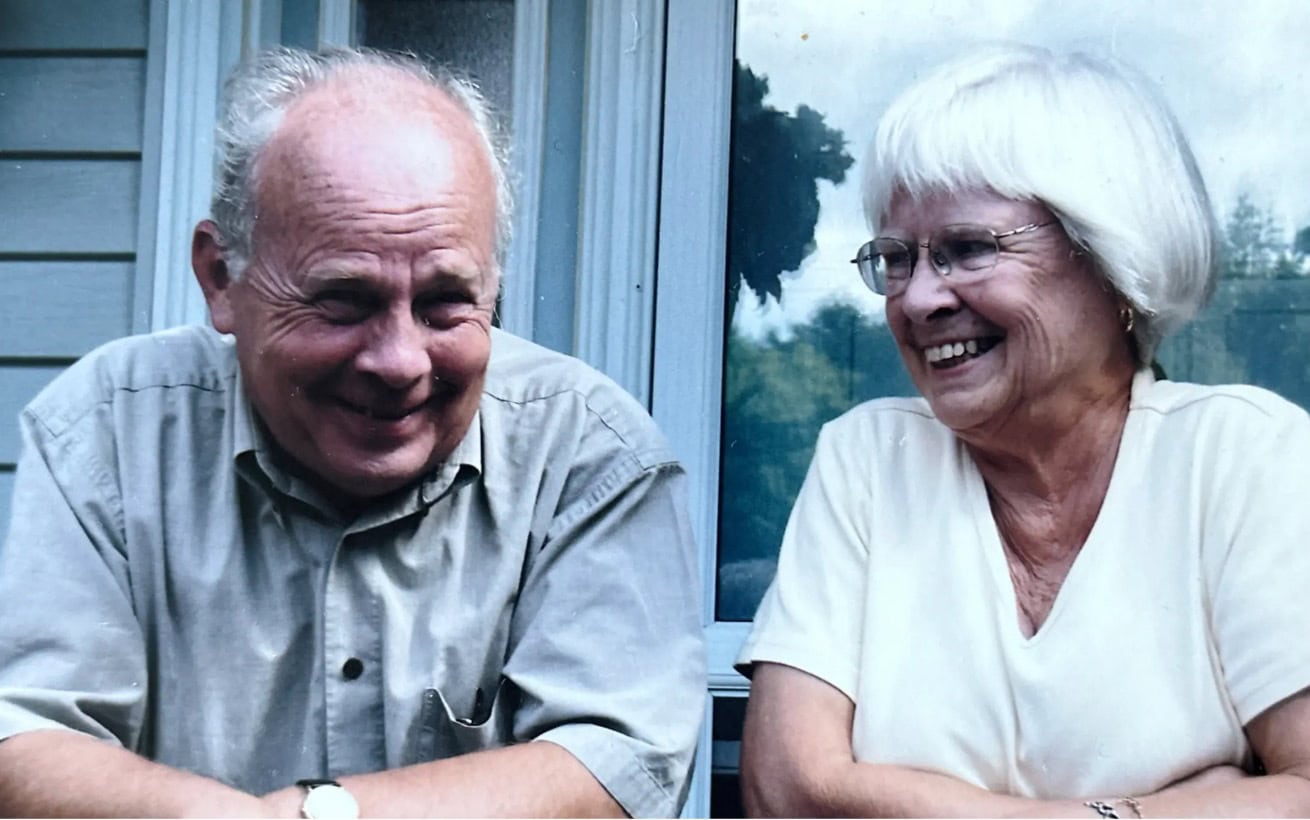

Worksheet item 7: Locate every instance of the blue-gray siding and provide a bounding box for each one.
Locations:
[0,0,152,529]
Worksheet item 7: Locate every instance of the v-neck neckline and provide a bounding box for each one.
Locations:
[966,371,1152,648]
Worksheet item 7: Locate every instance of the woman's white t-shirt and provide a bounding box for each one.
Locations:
[738,371,1310,798]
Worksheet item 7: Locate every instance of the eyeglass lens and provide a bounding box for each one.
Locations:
[857,225,1003,295]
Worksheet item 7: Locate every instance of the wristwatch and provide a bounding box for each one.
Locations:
[296,778,360,820]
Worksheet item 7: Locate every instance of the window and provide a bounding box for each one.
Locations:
[357,0,516,131]
[655,0,1310,814]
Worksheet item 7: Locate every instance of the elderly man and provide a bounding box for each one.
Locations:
[0,48,703,818]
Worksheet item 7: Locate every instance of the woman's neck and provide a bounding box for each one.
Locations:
[966,374,1134,565]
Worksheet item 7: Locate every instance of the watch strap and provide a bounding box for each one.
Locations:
[296,778,342,789]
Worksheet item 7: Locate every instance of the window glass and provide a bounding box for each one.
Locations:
[717,0,1310,621]
[357,0,515,128]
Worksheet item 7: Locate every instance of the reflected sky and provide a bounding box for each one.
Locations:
[732,0,1310,338]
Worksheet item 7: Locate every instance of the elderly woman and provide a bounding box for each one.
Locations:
[736,45,1310,817]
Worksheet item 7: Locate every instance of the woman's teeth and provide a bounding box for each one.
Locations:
[924,339,980,365]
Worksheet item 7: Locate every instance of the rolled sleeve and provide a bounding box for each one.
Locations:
[0,407,146,749]
[505,455,704,818]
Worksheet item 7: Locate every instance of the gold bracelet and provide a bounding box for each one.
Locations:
[1115,797,1144,818]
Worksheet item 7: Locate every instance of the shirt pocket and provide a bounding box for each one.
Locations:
[416,677,515,760]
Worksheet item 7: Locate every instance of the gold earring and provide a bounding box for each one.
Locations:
[1119,305,1135,334]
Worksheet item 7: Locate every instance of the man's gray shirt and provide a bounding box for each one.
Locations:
[0,325,704,817]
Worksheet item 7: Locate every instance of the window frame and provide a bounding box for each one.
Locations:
[649,2,744,812]
[652,0,744,682]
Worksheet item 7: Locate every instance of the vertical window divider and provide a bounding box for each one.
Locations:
[316,0,355,46]
[498,0,550,339]
[572,0,666,406]
[651,0,736,639]
[142,0,243,331]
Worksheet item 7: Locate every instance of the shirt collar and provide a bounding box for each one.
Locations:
[231,369,261,462]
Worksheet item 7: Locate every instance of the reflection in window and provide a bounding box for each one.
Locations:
[717,0,1310,622]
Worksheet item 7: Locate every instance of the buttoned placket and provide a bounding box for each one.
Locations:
[321,523,387,777]
[318,464,472,778]
[242,425,480,778]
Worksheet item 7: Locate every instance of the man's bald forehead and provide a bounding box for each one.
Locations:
[253,65,496,207]
[285,64,477,140]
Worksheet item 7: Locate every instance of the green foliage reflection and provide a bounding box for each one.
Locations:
[719,305,914,620]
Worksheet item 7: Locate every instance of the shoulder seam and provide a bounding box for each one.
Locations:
[33,379,230,442]
[1132,390,1283,420]
[483,384,661,458]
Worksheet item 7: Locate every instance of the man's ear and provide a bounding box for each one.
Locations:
[192,220,238,333]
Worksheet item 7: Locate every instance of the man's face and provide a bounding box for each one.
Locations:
[214,79,498,502]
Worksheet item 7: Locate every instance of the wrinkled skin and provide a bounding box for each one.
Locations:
[193,72,499,505]
[881,188,1132,448]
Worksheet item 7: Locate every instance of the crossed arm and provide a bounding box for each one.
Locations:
[0,729,622,818]
[741,662,1310,818]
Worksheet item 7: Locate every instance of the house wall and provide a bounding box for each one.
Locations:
[0,0,157,536]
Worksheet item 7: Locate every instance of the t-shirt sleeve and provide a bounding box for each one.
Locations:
[735,418,870,700]
[1206,401,1310,726]
[0,404,147,748]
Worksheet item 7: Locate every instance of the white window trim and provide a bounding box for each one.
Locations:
[572,0,665,406]
[142,0,245,330]
[652,0,742,659]
[653,1,743,814]
[316,0,355,46]
[498,0,549,339]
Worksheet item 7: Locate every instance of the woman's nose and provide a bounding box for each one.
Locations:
[896,248,961,323]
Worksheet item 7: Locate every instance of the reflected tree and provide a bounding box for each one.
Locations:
[1222,193,1286,279]
[1221,193,1306,280]
[718,61,863,619]
[719,303,914,619]
[1163,194,1310,408]
[726,61,855,320]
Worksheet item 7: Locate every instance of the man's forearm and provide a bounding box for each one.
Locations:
[0,729,264,818]
[261,740,622,818]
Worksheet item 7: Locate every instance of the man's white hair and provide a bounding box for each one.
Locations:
[862,44,1217,365]
[210,46,513,278]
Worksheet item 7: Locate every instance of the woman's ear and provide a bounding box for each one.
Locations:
[192,220,237,332]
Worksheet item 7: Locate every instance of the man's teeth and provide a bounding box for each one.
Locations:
[924,339,980,364]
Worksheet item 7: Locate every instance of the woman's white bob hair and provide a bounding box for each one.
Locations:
[862,44,1218,366]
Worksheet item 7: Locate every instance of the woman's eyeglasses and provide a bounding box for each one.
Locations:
[851,220,1058,296]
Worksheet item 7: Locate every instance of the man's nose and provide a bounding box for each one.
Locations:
[356,312,431,388]
[897,247,960,323]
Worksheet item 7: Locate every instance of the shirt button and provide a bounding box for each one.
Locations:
[342,658,364,680]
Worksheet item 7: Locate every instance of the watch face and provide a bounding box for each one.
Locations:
[303,784,360,820]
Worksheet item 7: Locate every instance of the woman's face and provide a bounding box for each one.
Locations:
[882,188,1132,441]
